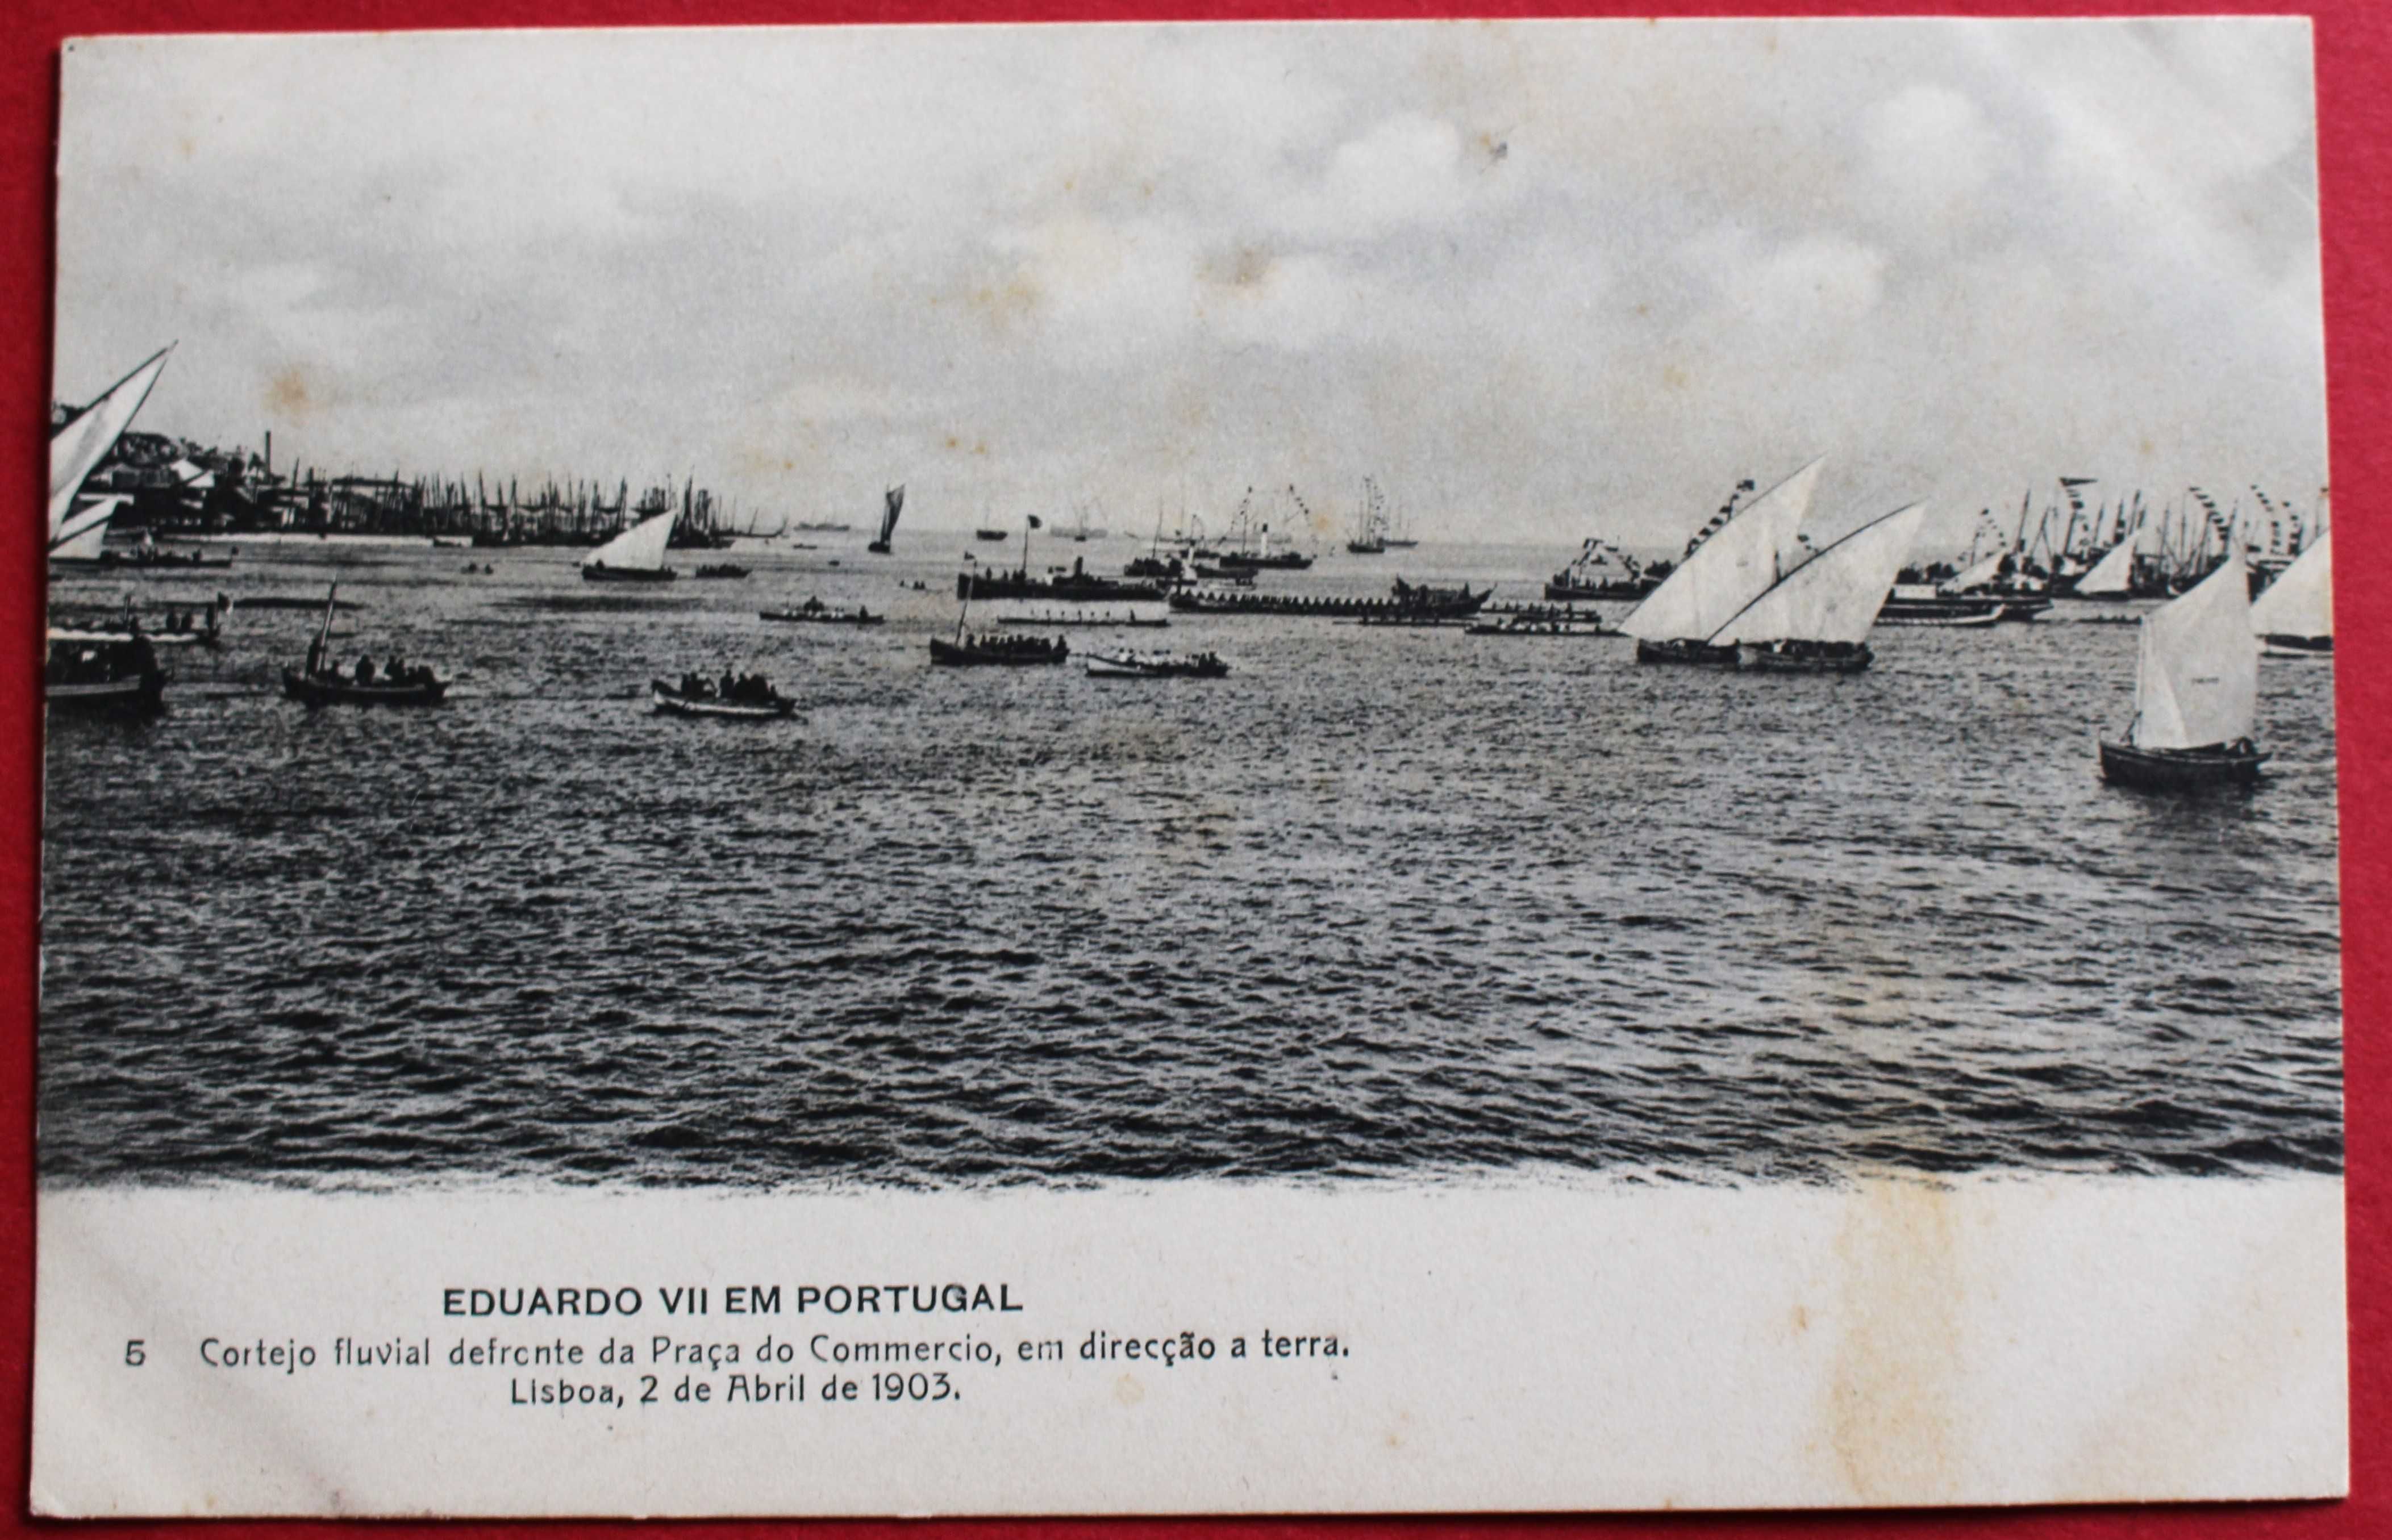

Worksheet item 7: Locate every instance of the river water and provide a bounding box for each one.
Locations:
[38,539,2343,1189]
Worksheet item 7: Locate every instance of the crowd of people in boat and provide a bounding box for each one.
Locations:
[675,669,782,703]
[305,637,437,688]
[962,633,1066,657]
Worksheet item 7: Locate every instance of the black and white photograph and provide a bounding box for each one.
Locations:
[33,17,2344,1517]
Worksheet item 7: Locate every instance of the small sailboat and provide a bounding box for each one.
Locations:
[2099,550,2267,789]
[581,507,679,583]
[1709,502,1926,673]
[1621,458,1824,665]
[868,485,905,554]
[283,583,448,706]
[2068,519,2148,598]
[2250,528,2331,657]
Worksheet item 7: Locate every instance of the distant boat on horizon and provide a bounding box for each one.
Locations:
[581,506,679,583]
[868,485,905,554]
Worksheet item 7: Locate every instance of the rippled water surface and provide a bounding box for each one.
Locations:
[40,540,2343,1188]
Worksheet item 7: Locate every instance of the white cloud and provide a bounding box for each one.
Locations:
[51,20,2325,552]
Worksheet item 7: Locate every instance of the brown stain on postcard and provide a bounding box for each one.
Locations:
[1824,1177,1963,1502]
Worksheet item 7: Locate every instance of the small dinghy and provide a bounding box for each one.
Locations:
[651,678,795,719]
[2099,551,2268,790]
[1084,649,1228,678]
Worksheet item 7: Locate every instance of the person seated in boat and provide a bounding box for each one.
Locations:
[719,668,737,699]
[355,654,377,685]
[803,596,824,613]
[386,654,407,684]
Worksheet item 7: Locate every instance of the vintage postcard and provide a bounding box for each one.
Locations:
[32,18,2341,1516]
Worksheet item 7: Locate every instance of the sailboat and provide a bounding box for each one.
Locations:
[1347,477,1388,554]
[1620,457,1825,665]
[283,582,448,706]
[581,507,680,583]
[51,346,173,552]
[1710,502,1925,673]
[48,495,128,566]
[868,485,905,554]
[2099,550,2266,789]
[2069,517,2149,598]
[2251,528,2331,657]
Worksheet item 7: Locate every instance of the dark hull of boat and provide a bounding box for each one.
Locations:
[1634,638,1740,667]
[995,614,1166,628]
[55,551,235,571]
[1346,541,1385,554]
[1218,552,1312,570]
[1875,599,2007,627]
[1545,579,1655,602]
[1169,587,1487,619]
[958,573,1165,603]
[2262,634,2332,657]
[283,668,448,707]
[759,610,884,625]
[866,541,892,554]
[929,638,1068,667]
[651,682,794,719]
[693,566,749,580]
[2099,740,2269,790]
[47,671,166,716]
[1737,642,1873,674]
[974,530,1009,542]
[1467,622,1615,637]
[582,564,677,583]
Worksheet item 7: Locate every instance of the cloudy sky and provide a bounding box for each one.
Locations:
[54,19,2324,550]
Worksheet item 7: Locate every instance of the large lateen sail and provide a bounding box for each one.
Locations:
[2250,528,2332,641]
[878,485,906,545]
[1619,457,1826,641]
[584,507,678,572]
[50,346,173,549]
[1709,502,1927,646]
[2132,549,2257,750]
[2073,522,2147,596]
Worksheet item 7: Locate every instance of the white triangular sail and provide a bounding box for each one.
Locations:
[51,496,126,561]
[1941,547,2010,594]
[2249,528,2332,640]
[1709,502,1927,646]
[2073,523,2147,596]
[584,507,678,571]
[50,347,172,546]
[2132,551,2257,750]
[1619,457,1825,641]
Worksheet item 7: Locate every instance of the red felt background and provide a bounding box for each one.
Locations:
[0,2,2380,1536]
